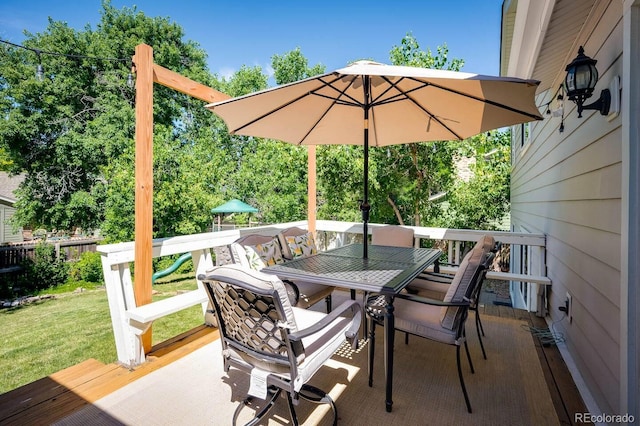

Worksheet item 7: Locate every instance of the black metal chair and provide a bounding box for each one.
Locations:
[365,248,493,414]
[199,265,361,425]
[407,236,498,359]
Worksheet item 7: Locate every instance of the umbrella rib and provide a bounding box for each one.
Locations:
[229,74,349,135]
[411,77,542,120]
[295,75,364,145]
[372,75,464,140]
[311,74,363,107]
[230,91,312,135]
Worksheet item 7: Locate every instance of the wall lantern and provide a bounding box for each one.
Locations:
[564,46,610,118]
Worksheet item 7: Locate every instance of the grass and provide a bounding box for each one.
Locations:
[0,273,205,394]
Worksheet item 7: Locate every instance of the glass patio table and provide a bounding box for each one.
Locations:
[262,243,441,412]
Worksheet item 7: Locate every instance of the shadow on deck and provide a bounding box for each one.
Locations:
[0,286,590,426]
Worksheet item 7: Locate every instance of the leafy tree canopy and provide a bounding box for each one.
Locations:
[1,8,511,242]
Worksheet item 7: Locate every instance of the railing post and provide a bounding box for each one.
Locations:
[101,254,142,366]
[191,248,216,326]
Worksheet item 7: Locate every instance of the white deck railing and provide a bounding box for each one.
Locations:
[99,220,550,367]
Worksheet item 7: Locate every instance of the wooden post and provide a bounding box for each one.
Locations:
[308,145,317,233]
[133,44,154,352]
[129,43,229,358]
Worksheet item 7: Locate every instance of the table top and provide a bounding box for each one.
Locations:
[262,244,441,295]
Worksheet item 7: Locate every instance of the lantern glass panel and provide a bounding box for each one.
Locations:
[575,64,598,91]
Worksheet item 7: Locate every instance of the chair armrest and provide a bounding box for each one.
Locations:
[282,279,300,305]
[289,300,362,353]
[395,293,470,307]
[416,271,454,283]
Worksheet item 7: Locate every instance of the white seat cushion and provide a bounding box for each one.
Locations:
[393,298,457,345]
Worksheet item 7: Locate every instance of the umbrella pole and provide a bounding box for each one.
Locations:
[361,75,371,259]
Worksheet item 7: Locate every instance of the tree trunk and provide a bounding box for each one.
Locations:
[387,196,404,225]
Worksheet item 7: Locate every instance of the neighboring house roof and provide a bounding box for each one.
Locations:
[0,172,25,205]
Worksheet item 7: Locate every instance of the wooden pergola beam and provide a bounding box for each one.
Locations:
[132,43,317,353]
[152,63,228,103]
[132,44,229,352]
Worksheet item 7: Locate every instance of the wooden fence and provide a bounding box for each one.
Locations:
[0,238,101,281]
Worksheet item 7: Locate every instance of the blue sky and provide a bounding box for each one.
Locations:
[1,1,505,81]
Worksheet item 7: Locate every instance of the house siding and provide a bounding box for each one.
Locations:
[0,204,22,244]
[510,1,623,414]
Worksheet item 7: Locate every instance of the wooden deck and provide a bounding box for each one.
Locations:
[0,303,589,425]
[482,302,589,426]
[0,326,219,425]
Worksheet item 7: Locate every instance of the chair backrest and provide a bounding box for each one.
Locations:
[231,234,285,270]
[277,227,318,260]
[371,225,415,248]
[467,251,496,304]
[202,265,299,372]
[440,236,494,331]
[475,234,496,253]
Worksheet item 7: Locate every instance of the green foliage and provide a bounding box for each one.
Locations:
[18,242,68,296]
[217,65,268,97]
[436,131,512,230]
[1,1,224,239]
[0,146,12,171]
[272,47,326,85]
[68,251,104,283]
[1,8,511,244]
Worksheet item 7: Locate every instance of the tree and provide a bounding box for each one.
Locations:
[0,1,227,239]
[271,48,325,85]
[435,130,512,230]
[315,34,467,227]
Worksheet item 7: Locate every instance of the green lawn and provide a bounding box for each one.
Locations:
[0,275,205,394]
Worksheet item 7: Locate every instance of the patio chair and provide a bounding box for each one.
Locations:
[408,236,497,359]
[371,225,415,248]
[365,246,493,413]
[366,225,416,335]
[231,233,334,312]
[199,265,361,425]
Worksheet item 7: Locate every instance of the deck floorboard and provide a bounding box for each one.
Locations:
[1,296,590,425]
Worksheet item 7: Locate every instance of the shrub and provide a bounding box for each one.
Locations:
[69,251,104,284]
[18,242,68,295]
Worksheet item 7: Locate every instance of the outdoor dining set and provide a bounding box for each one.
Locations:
[197,58,536,425]
[198,225,498,424]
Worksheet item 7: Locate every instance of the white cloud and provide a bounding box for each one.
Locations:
[216,66,235,80]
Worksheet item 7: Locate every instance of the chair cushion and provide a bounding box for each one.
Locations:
[407,276,450,299]
[278,227,315,259]
[243,245,268,270]
[245,238,285,267]
[280,231,317,259]
[289,306,355,392]
[476,234,496,252]
[393,298,457,345]
[293,280,335,309]
[440,247,484,330]
[231,234,283,270]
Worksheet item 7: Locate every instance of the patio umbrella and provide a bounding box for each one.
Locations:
[206,60,542,257]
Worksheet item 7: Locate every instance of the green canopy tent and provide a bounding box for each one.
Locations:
[211,199,259,231]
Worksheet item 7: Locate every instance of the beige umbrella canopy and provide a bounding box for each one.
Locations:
[206,60,542,257]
